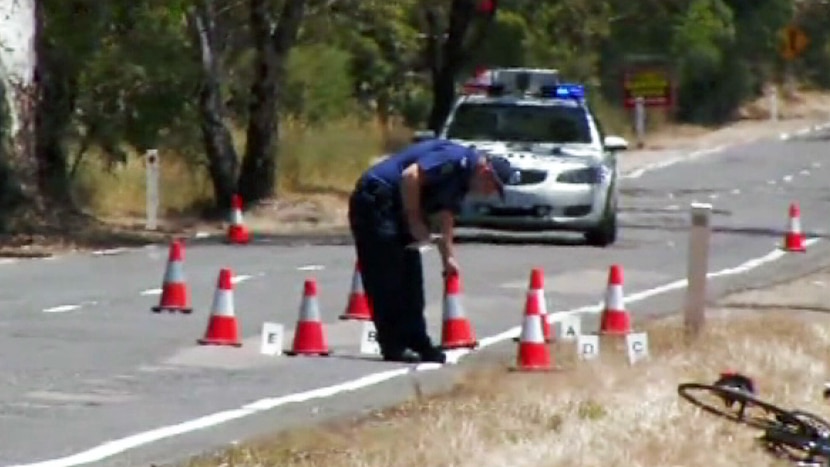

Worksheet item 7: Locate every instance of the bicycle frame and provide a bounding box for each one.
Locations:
[677,376,830,466]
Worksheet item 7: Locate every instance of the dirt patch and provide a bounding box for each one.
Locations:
[185,268,830,467]
[244,193,350,234]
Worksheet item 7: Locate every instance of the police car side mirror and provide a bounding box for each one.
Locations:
[604,135,629,152]
[412,130,437,143]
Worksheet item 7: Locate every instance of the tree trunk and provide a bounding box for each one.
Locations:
[33,0,86,217]
[237,0,307,205]
[0,0,39,220]
[425,0,498,133]
[427,67,458,132]
[188,1,239,212]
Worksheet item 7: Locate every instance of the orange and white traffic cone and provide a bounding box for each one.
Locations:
[512,292,552,372]
[339,260,373,321]
[197,268,242,347]
[152,239,192,314]
[598,264,632,335]
[514,268,551,343]
[782,202,807,252]
[226,194,251,245]
[286,279,331,356]
[439,271,478,350]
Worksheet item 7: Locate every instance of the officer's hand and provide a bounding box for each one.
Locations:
[443,256,461,277]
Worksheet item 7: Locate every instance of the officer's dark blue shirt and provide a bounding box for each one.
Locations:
[363,139,478,215]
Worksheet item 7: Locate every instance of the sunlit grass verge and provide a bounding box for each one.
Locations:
[186,309,830,467]
[68,95,688,222]
[70,116,412,220]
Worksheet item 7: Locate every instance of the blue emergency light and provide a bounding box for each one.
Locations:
[539,83,586,100]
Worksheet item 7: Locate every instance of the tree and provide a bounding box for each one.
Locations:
[188,0,241,212]
[236,0,307,205]
[422,0,499,132]
[0,0,37,222]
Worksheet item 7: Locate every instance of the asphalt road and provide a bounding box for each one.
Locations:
[2,127,830,467]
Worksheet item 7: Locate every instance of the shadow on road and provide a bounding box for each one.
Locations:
[180,230,594,248]
[453,232,586,246]
[182,231,354,248]
[621,222,830,240]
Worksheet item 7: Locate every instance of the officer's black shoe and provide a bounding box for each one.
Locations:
[382,348,422,364]
[417,345,447,364]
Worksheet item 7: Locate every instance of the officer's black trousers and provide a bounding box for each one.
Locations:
[348,190,434,357]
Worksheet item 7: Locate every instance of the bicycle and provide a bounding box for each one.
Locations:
[677,372,830,466]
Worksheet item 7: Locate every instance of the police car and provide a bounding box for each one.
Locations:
[415,68,629,247]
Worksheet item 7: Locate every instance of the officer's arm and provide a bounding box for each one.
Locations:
[436,210,455,261]
[400,162,425,226]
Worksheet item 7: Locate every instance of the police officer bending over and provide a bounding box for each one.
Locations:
[348,138,515,364]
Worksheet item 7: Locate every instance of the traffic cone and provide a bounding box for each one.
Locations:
[514,268,552,343]
[151,239,192,314]
[439,271,478,350]
[286,278,331,356]
[782,202,806,252]
[226,194,251,245]
[511,292,552,372]
[339,260,373,321]
[197,268,242,347]
[599,264,632,335]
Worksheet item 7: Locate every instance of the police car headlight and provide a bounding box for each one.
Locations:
[556,167,602,184]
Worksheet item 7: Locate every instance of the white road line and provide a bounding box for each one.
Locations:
[731,188,741,195]
[801,170,811,176]
[16,238,822,467]
[231,274,253,285]
[297,265,325,271]
[0,258,18,265]
[92,248,128,256]
[42,304,82,313]
[139,274,256,297]
[813,162,822,168]
[42,301,98,314]
[782,175,793,183]
[623,147,724,179]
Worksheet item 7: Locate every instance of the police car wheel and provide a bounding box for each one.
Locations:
[584,203,618,247]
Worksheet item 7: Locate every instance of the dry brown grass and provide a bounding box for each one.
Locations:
[187,308,830,467]
[71,117,411,220]
[33,87,827,255]
[68,89,830,226]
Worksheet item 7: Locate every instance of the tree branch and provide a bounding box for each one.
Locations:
[442,0,476,72]
[271,0,308,56]
[423,6,441,77]
[453,0,498,68]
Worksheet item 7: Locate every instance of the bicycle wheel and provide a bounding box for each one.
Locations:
[760,425,830,465]
[790,410,830,437]
[677,382,810,431]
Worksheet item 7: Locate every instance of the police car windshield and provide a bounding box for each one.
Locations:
[444,102,592,144]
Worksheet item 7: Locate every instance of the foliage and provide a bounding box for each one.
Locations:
[6,0,830,216]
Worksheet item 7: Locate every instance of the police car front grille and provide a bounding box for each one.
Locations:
[513,169,547,185]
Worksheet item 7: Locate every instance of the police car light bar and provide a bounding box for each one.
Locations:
[538,83,586,100]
